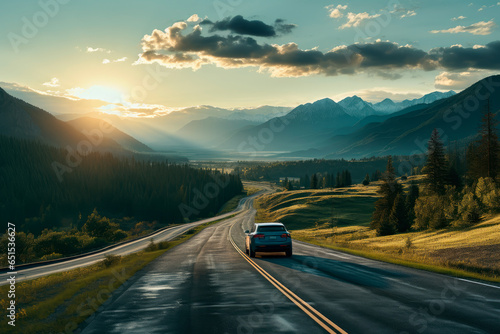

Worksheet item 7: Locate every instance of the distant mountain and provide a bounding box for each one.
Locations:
[338,95,381,119]
[371,98,400,114]
[314,76,498,159]
[68,117,154,153]
[225,106,292,122]
[371,91,456,114]
[177,117,258,148]
[220,98,358,151]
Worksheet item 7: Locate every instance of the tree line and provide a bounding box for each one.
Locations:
[372,103,500,235]
[242,157,418,184]
[0,136,243,236]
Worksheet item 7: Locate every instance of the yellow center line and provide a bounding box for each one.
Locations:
[228,223,348,334]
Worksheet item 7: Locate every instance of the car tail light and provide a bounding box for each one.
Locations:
[281,233,290,239]
[253,234,265,239]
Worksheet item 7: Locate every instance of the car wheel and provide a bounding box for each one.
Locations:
[286,249,292,257]
[249,247,256,258]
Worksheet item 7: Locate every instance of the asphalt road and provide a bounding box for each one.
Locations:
[0,200,248,286]
[79,195,500,334]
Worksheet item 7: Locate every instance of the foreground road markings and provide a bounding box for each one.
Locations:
[229,223,348,334]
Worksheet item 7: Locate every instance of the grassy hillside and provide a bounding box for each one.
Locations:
[255,184,379,229]
[255,176,500,281]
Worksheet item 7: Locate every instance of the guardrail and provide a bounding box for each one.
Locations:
[0,209,240,273]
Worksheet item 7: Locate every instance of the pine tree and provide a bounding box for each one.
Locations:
[468,100,500,181]
[311,174,318,189]
[303,174,310,188]
[426,129,448,195]
[391,193,410,233]
[406,182,419,227]
[371,156,402,235]
[363,173,370,186]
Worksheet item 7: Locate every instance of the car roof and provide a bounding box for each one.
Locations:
[255,222,284,227]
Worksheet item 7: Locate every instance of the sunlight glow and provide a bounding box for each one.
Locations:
[66,85,125,104]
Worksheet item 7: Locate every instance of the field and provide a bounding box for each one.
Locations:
[255,180,389,229]
[255,177,500,281]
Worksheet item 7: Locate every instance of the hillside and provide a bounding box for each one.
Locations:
[68,117,153,153]
[220,98,358,151]
[318,75,500,158]
[176,117,258,147]
[0,88,129,154]
[255,179,500,280]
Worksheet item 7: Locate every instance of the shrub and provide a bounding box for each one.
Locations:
[102,254,122,268]
[40,253,63,261]
[454,193,482,228]
[475,177,500,213]
[145,239,158,252]
[413,195,449,230]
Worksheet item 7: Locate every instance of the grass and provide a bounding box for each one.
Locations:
[218,183,270,215]
[218,193,246,215]
[254,177,500,282]
[0,217,231,334]
[255,183,379,229]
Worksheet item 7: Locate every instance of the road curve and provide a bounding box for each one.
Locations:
[0,195,254,286]
[79,194,500,334]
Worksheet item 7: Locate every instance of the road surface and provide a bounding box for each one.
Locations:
[0,195,255,286]
[79,195,500,334]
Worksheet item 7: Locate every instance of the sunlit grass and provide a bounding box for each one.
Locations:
[254,178,500,282]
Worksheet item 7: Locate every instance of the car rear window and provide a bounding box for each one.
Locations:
[257,225,285,232]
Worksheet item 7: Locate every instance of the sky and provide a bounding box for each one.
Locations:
[1,0,500,117]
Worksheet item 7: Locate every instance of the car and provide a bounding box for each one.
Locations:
[245,222,292,258]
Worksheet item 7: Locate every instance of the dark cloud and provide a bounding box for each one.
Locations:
[139,21,500,77]
[430,41,500,70]
[200,15,296,37]
[274,19,297,35]
[206,15,276,37]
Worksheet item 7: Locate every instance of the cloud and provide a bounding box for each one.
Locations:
[200,15,295,37]
[102,57,128,64]
[389,5,417,19]
[137,20,500,78]
[451,16,466,21]
[66,85,125,104]
[86,46,111,53]
[400,10,416,18]
[434,70,494,89]
[42,77,60,87]
[430,19,496,35]
[430,41,500,70]
[187,14,200,22]
[326,4,348,19]
[340,12,381,29]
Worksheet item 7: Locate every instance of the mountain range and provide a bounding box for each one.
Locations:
[3,75,495,162]
[216,90,458,154]
[0,88,186,161]
[289,76,499,159]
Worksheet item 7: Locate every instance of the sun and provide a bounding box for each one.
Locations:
[67,85,125,104]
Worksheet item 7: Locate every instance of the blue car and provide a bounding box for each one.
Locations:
[245,222,292,258]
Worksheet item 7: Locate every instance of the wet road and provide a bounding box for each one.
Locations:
[0,206,241,286]
[80,197,500,334]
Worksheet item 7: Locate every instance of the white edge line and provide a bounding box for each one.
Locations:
[457,278,500,289]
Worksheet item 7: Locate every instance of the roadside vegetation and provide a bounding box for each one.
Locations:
[0,217,229,334]
[255,103,500,281]
[0,189,246,265]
